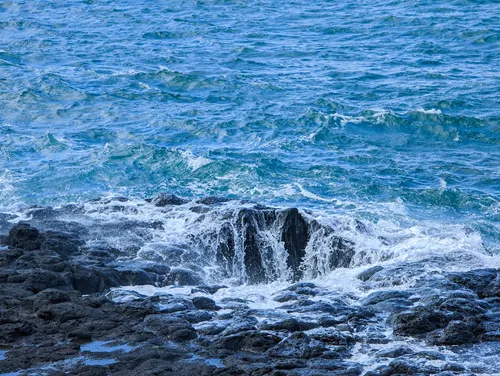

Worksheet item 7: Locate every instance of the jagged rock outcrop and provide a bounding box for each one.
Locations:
[205,202,355,284]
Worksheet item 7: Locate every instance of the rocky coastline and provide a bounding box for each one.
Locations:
[0,196,499,375]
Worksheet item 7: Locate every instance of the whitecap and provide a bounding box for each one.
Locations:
[180,150,212,171]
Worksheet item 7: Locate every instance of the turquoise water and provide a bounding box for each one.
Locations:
[0,0,499,249]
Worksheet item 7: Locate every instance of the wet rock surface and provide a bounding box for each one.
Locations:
[0,198,499,375]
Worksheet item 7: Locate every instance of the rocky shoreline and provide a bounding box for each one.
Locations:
[0,196,499,375]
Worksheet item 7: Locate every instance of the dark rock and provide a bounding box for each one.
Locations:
[196,196,231,205]
[267,332,326,359]
[17,269,71,293]
[133,358,173,374]
[0,321,35,342]
[216,331,281,353]
[143,315,197,341]
[220,316,258,336]
[36,301,100,323]
[309,361,363,375]
[238,209,267,284]
[447,269,498,298]
[438,297,487,319]
[192,296,218,310]
[355,219,368,233]
[3,203,498,375]
[116,268,156,286]
[0,248,23,268]
[364,365,393,376]
[0,213,16,236]
[273,291,300,303]
[6,223,41,251]
[308,329,355,345]
[151,193,188,206]
[23,289,72,311]
[40,230,82,257]
[9,250,69,272]
[361,290,411,306]
[375,346,414,358]
[391,307,450,336]
[140,245,183,265]
[220,297,249,304]
[305,221,355,278]
[6,224,83,257]
[25,206,58,220]
[214,223,235,278]
[196,322,226,336]
[165,268,203,286]
[176,310,213,323]
[141,263,171,279]
[274,360,307,369]
[281,282,318,297]
[388,358,440,375]
[69,265,119,294]
[318,315,347,327]
[285,282,317,291]
[260,318,318,332]
[282,300,344,315]
[357,266,384,281]
[191,284,226,295]
[280,208,309,281]
[484,275,500,298]
[158,297,194,313]
[429,319,484,345]
[413,350,446,360]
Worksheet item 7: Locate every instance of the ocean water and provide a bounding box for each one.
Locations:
[1,0,499,240]
[1,0,500,281]
[1,0,500,373]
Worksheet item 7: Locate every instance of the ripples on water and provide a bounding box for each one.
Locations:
[0,0,499,249]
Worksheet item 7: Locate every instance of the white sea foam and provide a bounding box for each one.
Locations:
[439,177,447,189]
[416,108,442,115]
[0,169,23,213]
[296,184,335,203]
[68,195,498,297]
[83,195,500,374]
[180,150,212,171]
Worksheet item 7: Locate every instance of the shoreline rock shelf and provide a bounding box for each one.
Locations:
[0,196,499,375]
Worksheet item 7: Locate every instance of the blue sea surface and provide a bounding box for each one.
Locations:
[0,0,499,249]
